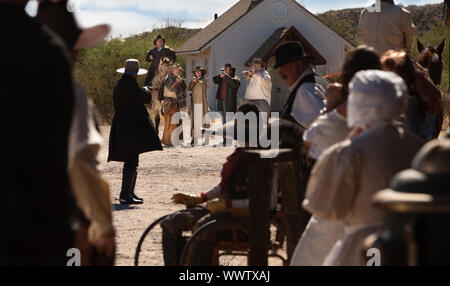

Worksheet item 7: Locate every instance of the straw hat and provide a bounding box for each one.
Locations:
[170,63,184,71]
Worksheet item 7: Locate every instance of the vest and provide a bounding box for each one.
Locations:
[281,74,316,124]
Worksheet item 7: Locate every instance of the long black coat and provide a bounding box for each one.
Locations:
[108,75,162,162]
[213,74,240,113]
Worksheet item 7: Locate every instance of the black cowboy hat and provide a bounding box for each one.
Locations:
[273,41,315,69]
[36,0,110,50]
[192,66,207,77]
[373,139,450,214]
[154,34,166,45]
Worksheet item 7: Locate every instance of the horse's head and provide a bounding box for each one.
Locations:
[159,57,171,77]
[151,57,172,87]
[417,38,445,86]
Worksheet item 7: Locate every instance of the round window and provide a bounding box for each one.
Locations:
[271,2,288,20]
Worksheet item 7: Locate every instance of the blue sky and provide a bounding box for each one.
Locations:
[28,0,442,38]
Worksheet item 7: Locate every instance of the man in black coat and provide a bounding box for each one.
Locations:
[108,59,163,205]
[213,63,240,123]
[0,0,76,265]
[144,34,177,86]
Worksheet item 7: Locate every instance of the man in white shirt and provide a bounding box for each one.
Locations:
[243,58,272,114]
[273,41,327,129]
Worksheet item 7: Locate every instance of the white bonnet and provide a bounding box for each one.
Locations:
[347,70,408,128]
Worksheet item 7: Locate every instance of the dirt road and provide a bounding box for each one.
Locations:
[98,125,234,266]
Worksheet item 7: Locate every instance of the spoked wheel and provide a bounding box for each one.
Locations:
[134,215,169,266]
[179,218,250,266]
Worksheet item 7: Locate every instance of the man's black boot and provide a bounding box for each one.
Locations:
[119,170,143,205]
[130,171,144,202]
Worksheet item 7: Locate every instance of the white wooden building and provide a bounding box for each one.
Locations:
[176,0,354,112]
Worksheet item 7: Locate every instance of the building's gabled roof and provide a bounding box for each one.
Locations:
[176,0,355,55]
[245,26,327,66]
[176,0,264,54]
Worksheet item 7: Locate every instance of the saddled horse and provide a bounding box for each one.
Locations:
[147,57,171,134]
[417,38,446,86]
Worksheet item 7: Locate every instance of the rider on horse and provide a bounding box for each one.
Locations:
[144,34,177,86]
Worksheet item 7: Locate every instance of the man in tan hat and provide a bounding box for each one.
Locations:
[158,63,187,146]
[144,34,177,86]
[243,58,272,114]
[158,63,187,110]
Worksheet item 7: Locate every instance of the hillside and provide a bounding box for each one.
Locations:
[317,3,446,45]
[74,26,200,123]
[74,3,449,123]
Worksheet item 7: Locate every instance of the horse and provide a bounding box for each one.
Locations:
[417,39,446,86]
[147,57,171,134]
[381,50,444,139]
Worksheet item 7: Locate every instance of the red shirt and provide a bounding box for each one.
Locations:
[221,77,227,100]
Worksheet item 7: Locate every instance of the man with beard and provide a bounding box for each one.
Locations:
[274,42,327,129]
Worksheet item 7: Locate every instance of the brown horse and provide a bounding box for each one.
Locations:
[381,50,443,139]
[417,39,446,86]
[147,57,171,134]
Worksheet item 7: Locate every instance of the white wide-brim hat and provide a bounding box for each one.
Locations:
[117,59,148,76]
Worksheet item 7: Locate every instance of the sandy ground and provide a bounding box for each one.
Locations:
[98,124,235,266]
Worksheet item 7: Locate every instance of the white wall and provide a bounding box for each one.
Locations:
[190,0,352,111]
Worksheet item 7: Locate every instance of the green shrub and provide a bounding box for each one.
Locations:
[73,26,199,123]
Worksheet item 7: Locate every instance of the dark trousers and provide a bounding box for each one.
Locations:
[123,155,139,173]
[160,207,211,266]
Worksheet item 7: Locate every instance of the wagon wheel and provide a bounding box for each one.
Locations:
[134,215,169,266]
[179,218,250,266]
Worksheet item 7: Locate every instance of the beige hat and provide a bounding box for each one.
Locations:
[171,63,184,71]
